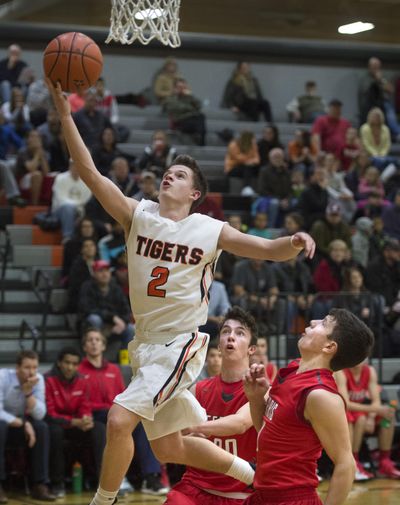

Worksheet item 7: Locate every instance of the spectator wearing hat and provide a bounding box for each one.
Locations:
[311,99,351,158]
[382,189,400,241]
[133,171,159,201]
[310,202,352,258]
[351,217,373,268]
[77,260,135,358]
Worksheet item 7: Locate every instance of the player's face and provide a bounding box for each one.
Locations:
[83,331,106,358]
[159,165,200,207]
[298,315,336,356]
[219,319,256,362]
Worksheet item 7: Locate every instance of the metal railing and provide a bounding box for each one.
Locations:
[0,228,10,308]
[18,319,40,351]
[31,269,52,359]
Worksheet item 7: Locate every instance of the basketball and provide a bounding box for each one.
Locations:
[43,32,103,93]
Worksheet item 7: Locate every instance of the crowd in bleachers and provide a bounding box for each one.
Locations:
[0,41,400,497]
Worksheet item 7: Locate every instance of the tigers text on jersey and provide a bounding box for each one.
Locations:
[126,199,225,340]
[255,359,341,491]
[182,375,257,496]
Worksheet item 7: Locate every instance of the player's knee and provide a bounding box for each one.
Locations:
[107,407,136,437]
[150,439,184,464]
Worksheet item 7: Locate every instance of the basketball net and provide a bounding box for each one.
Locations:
[106,0,181,47]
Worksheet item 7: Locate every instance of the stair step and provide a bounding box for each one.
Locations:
[0,327,75,339]
[0,313,68,326]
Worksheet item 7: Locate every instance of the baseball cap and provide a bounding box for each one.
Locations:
[326,202,342,215]
[329,98,343,107]
[141,171,156,180]
[92,260,110,272]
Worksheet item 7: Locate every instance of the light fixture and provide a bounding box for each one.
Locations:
[134,8,165,20]
[338,21,375,35]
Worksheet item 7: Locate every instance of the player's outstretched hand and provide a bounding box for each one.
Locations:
[291,232,316,259]
[243,363,269,401]
[45,77,71,119]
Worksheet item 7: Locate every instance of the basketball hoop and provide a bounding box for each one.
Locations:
[106,0,182,48]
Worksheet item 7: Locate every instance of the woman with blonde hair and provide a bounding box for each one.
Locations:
[224,130,260,193]
[360,107,390,157]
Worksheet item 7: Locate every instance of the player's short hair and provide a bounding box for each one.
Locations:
[81,327,107,347]
[170,154,208,211]
[327,308,374,371]
[57,346,81,363]
[16,349,38,365]
[220,306,258,346]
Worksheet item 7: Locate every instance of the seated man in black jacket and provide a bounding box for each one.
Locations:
[77,260,135,360]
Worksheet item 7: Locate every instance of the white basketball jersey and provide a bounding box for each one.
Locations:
[126,199,225,339]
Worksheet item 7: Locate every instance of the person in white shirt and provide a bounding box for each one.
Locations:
[51,159,92,240]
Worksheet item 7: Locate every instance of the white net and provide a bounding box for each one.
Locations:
[106,0,182,47]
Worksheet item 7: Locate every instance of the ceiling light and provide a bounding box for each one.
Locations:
[338,21,375,35]
[134,8,165,20]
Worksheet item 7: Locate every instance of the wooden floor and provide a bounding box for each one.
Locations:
[5,480,400,505]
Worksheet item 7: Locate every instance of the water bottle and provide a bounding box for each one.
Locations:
[380,400,398,428]
[72,461,83,494]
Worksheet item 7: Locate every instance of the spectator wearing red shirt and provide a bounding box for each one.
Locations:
[312,99,351,158]
[79,328,168,496]
[45,347,106,497]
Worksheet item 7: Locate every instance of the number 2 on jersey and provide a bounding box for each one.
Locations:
[147,266,170,298]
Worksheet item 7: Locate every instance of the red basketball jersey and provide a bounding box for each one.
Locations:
[343,365,371,403]
[182,375,257,495]
[254,359,341,491]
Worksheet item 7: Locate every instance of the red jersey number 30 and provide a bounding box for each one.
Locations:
[147,266,170,298]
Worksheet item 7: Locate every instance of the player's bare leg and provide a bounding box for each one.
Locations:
[151,431,254,484]
[90,404,140,505]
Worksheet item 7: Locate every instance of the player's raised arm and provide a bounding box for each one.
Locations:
[46,79,137,233]
[218,224,315,261]
[185,403,253,437]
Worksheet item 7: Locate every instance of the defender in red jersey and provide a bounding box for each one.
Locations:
[243,308,374,505]
[335,363,400,480]
[164,307,258,504]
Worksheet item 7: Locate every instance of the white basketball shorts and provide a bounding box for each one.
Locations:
[114,331,209,440]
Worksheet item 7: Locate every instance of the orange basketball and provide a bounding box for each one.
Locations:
[43,32,103,93]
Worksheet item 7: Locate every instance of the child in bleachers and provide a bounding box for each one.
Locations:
[248,212,272,239]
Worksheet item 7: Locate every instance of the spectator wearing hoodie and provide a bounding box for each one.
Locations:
[45,347,106,497]
[351,217,373,269]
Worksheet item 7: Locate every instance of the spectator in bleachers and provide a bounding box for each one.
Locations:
[37,108,60,149]
[195,341,222,383]
[214,215,243,288]
[98,220,125,265]
[67,88,85,113]
[250,336,277,382]
[196,195,225,221]
[312,239,351,318]
[280,212,304,237]
[358,166,386,200]
[286,81,326,123]
[51,158,92,242]
[297,165,329,230]
[26,72,51,127]
[360,108,392,170]
[247,212,271,239]
[73,89,112,152]
[221,62,272,122]
[382,188,400,241]
[353,190,388,222]
[351,217,373,268]
[78,259,135,355]
[311,99,351,158]
[334,362,400,480]
[336,267,375,326]
[289,169,306,207]
[1,87,31,137]
[310,202,352,258]
[109,157,138,198]
[0,350,56,502]
[324,152,356,222]
[256,147,292,227]
[344,149,372,198]
[45,347,106,497]
[15,129,49,205]
[340,126,362,172]
[37,107,69,173]
[133,170,158,202]
[224,130,260,194]
[0,44,28,104]
[138,130,177,180]
[67,238,98,312]
[153,58,182,105]
[92,127,132,177]
[164,78,206,146]
[94,77,129,143]
[257,125,283,167]
[287,129,317,174]
[359,57,400,140]
[369,216,386,261]
[78,328,168,495]
[62,217,98,280]
[199,280,231,339]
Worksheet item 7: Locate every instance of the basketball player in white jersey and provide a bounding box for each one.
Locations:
[46,80,315,505]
